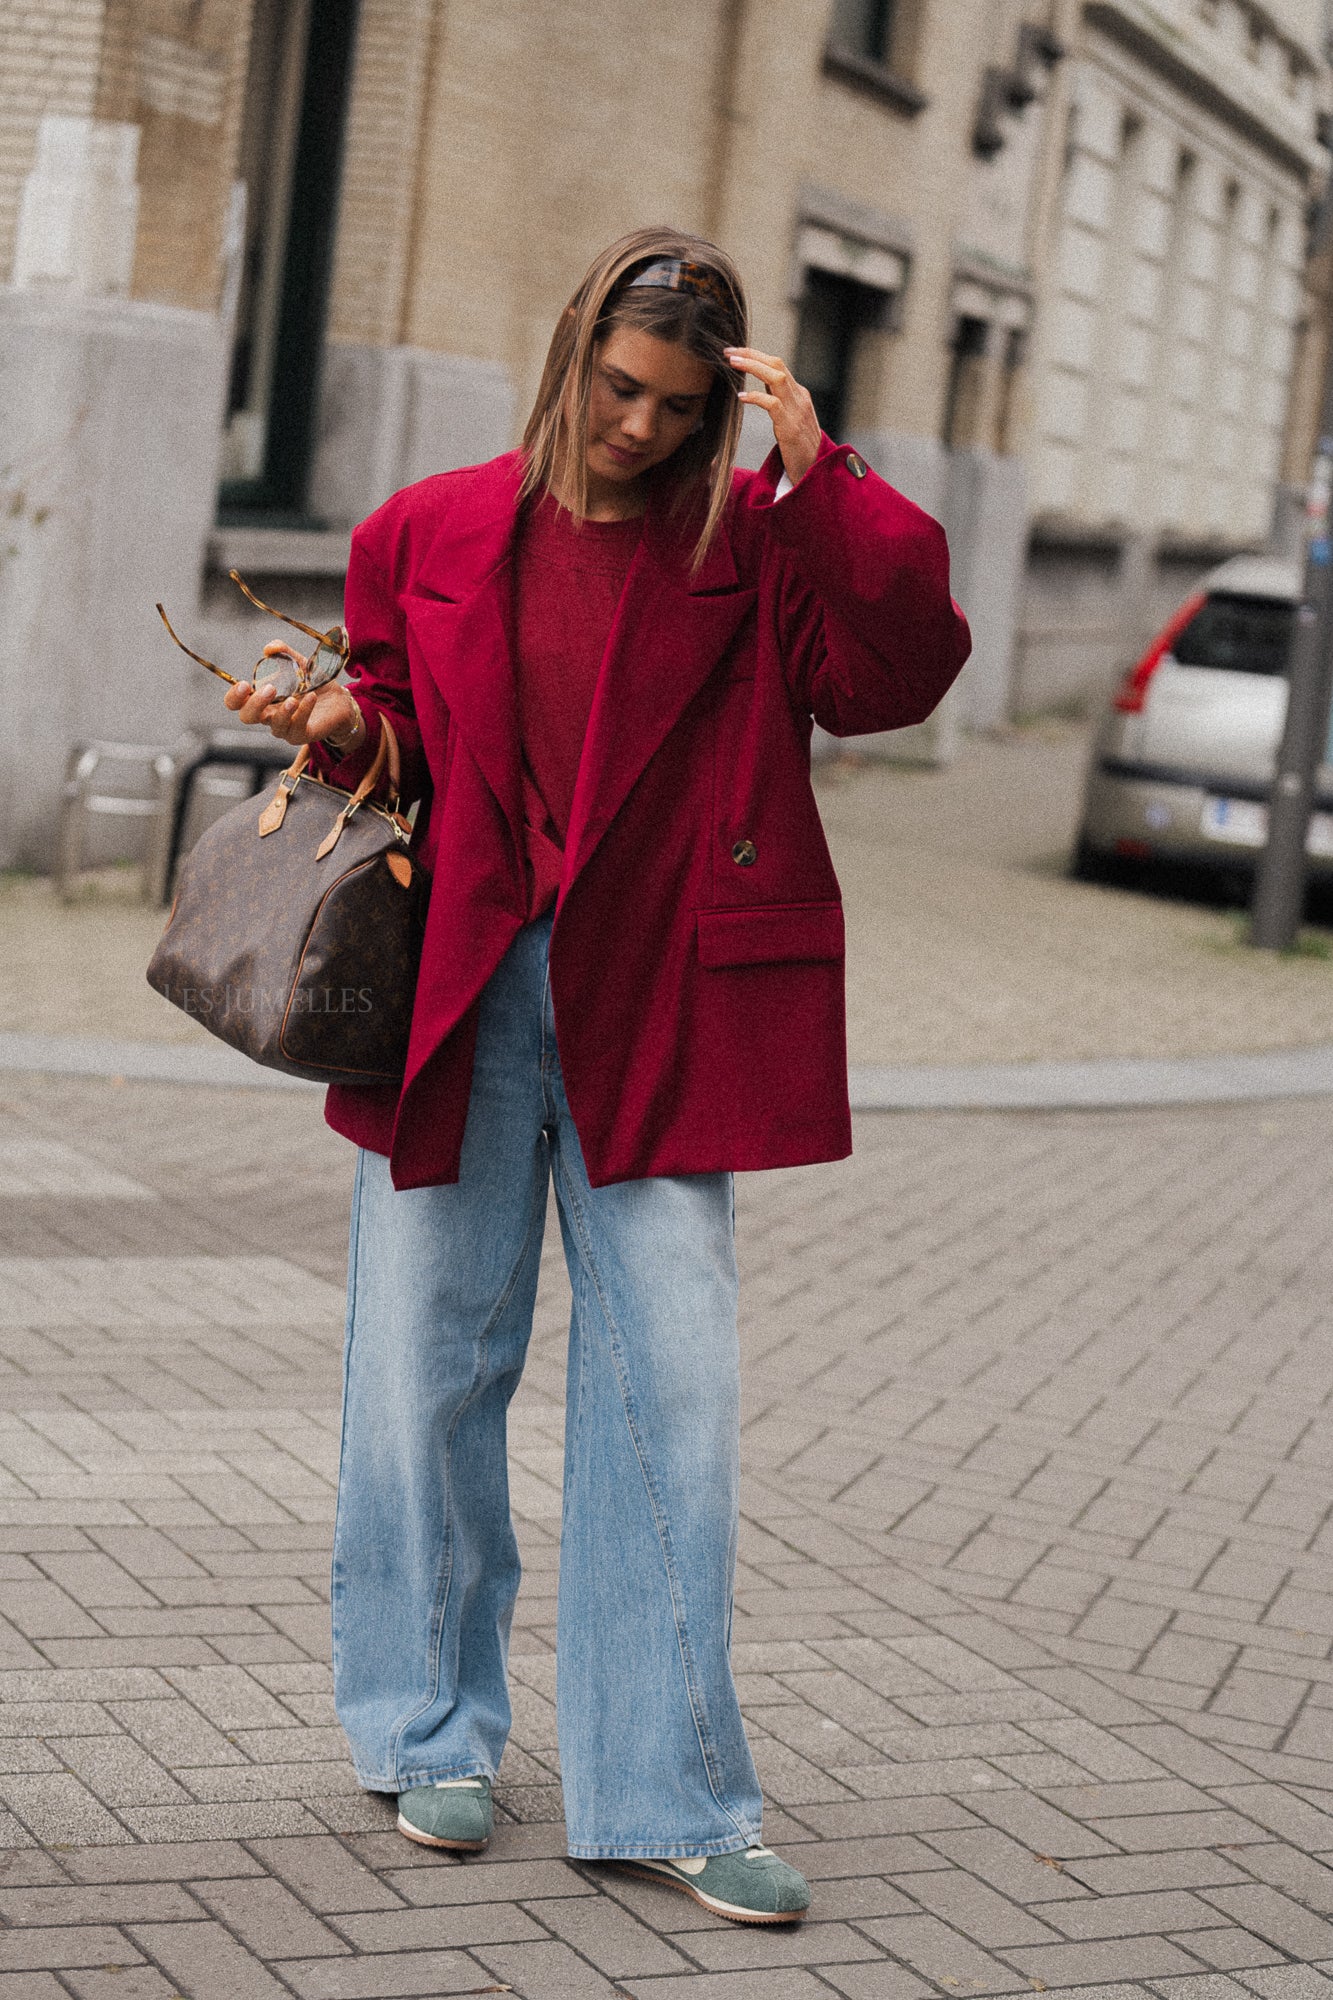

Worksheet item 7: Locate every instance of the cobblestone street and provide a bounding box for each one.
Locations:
[3,1071,1333,1995]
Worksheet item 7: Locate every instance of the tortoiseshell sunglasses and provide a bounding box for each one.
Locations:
[156,569,349,702]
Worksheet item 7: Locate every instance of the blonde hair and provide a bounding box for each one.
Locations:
[521,226,749,572]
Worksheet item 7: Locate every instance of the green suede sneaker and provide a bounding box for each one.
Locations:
[397,1776,493,1851]
[622,1845,810,1923]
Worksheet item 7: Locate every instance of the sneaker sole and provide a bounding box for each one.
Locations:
[396,1812,489,1852]
[617,1860,808,1925]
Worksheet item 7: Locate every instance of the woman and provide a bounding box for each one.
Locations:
[224,227,970,1923]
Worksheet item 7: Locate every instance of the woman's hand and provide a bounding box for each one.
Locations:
[223,643,360,751]
[725,347,822,487]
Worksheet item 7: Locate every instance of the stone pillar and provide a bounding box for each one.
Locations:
[310,343,517,527]
[943,446,1028,731]
[0,290,230,870]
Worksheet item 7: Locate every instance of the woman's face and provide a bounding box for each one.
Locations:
[584,325,715,491]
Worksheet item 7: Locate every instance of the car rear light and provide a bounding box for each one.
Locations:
[1113,591,1207,713]
[1114,837,1153,859]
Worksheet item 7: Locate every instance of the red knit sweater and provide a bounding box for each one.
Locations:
[512,493,642,917]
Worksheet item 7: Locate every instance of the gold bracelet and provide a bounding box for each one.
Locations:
[329,697,365,757]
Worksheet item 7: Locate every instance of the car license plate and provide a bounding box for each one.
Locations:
[1203,796,1333,855]
[1202,796,1266,846]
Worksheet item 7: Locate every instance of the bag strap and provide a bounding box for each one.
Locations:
[260,710,405,849]
[313,713,405,860]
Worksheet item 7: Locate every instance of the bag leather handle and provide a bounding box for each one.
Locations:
[261,710,405,848]
[278,709,399,795]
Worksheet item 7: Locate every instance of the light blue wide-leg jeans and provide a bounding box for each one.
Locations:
[330,915,764,1858]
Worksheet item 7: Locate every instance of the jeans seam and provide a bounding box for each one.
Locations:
[382,1161,547,1789]
[552,1149,750,1845]
[329,1148,368,1695]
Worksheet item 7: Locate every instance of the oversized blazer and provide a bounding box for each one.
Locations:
[314,436,971,1190]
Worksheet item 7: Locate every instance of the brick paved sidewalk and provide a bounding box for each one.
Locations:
[3,1074,1333,1996]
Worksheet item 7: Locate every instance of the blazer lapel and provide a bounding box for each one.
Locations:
[562,494,755,891]
[402,456,525,877]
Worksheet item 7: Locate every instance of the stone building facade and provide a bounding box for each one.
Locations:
[1016,0,1331,713]
[0,0,1326,865]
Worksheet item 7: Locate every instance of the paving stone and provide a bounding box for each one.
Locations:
[1230,1840,1333,1911]
[1214,1784,1333,1849]
[1178,1928,1286,1971]
[858,1912,1031,1990]
[522,1893,692,1975]
[0,1927,140,1972]
[57,1973,183,2000]
[107,1696,246,1767]
[329,1901,549,1950]
[1145,1980,1255,1999]
[59,1838,263,1880]
[1201,1883,1333,1959]
[0,1774,132,1846]
[898,1865,1058,1944]
[247,1835,403,1912]
[1038,1887,1228,1940]
[126,1919,290,1997]
[273,1950,492,1998]
[190,1874,351,1958]
[961,1787,1116,1857]
[1008,1936,1209,1981]
[0,1882,200,1924]
[114,1800,324,1840]
[1236,1973,1333,1998]
[815,1968,934,2000]
[384,1857,592,1905]
[47,1733,191,1808]
[1085,1810,1267,1852]
[469,1938,624,1994]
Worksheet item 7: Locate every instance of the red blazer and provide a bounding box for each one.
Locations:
[317,438,970,1190]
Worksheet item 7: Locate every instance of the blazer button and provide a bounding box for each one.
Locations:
[845,451,867,479]
[732,838,757,867]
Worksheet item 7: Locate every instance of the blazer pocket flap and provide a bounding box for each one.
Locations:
[697,902,845,968]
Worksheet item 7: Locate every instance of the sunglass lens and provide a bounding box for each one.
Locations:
[308,641,344,690]
[261,656,302,700]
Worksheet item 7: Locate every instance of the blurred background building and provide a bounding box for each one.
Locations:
[0,0,1329,869]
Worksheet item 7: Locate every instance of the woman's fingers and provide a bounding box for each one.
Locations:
[224,679,281,725]
[724,346,822,486]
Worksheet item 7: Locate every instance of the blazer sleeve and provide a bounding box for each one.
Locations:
[307,521,429,806]
[743,441,972,736]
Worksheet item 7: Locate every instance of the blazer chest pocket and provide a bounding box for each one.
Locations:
[697,901,844,967]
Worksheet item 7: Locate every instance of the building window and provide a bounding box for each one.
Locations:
[942,317,990,450]
[793,269,886,440]
[218,0,359,523]
[832,0,897,65]
[823,0,926,114]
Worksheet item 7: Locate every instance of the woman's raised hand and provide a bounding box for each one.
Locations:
[223,642,359,750]
[725,347,822,487]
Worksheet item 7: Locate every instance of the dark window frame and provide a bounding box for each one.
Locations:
[218,0,360,527]
[793,266,892,442]
[823,0,928,116]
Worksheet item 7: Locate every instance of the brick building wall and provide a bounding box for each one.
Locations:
[0,1,104,282]
[94,0,256,312]
[325,0,435,348]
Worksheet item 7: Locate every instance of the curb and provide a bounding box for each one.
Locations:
[5,1033,1333,1111]
[850,1046,1333,1110]
[0,1033,318,1092]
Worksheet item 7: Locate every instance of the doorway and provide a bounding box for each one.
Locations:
[793,267,886,440]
